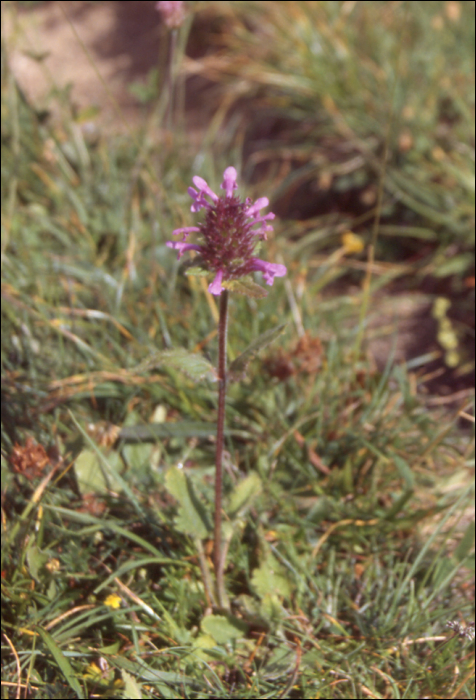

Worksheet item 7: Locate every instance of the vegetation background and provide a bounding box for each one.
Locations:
[1,1,474,698]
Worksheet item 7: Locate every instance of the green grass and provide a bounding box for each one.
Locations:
[192,1,474,263]
[1,2,474,698]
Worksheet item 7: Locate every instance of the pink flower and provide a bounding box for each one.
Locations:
[209,270,224,296]
[249,259,287,286]
[156,1,186,29]
[167,167,286,295]
[166,241,202,259]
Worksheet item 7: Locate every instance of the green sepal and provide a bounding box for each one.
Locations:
[184,266,209,277]
[222,277,268,298]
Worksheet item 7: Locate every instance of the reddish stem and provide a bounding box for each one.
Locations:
[214,289,228,608]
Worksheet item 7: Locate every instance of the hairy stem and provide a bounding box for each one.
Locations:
[214,289,229,609]
[164,28,178,130]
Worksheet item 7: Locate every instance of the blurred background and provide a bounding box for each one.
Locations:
[3,0,474,395]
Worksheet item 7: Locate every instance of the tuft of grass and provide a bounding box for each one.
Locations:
[189,1,474,262]
[184,0,475,380]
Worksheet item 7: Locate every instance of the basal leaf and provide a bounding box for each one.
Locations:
[228,473,262,519]
[121,669,143,699]
[251,554,293,599]
[74,448,123,495]
[200,614,248,644]
[165,467,212,538]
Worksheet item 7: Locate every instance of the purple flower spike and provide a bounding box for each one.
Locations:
[167,167,287,294]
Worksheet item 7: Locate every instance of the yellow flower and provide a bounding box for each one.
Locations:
[342,231,364,254]
[104,594,122,609]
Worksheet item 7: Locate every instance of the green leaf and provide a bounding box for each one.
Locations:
[260,641,296,679]
[200,614,248,644]
[433,253,474,277]
[222,277,268,298]
[107,654,191,686]
[382,453,415,520]
[122,443,153,471]
[251,554,293,599]
[165,467,212,538]
[184,266,209,277]
[26,545,50,583]
[228,473,262,519]
[117,421,251,442]
[135,349,217,383]
[183,269,271,297]
[229,324,287,381]
[45,505,176,560]
[259,593,286,629]
[69,411,145,517]
[121,669,143,699]
[454,521,475,563]
[191,633,219,658]
[392,454,415,491]
[74,449,124,495]
[35,627,85,698]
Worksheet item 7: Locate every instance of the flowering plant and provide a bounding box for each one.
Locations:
[167,167,286,296]
[156,0,186,29]
[166,168,286,609]
[155,1,188,129]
